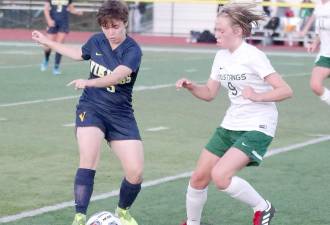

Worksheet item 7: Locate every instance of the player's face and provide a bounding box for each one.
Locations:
[101,19,127,44]
[214,16,241,50]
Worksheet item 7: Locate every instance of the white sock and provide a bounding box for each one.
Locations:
[222,176,268,212]
[320,88,330,105]
[186,183,208,225]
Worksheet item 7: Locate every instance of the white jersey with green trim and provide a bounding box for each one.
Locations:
[315,1,330,57]
[210,41,278,137]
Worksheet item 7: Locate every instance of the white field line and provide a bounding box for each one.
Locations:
[63,126,170,132]
[62,123,75,127]
[140,67,151,71]
[0,172,192,223]
[0,62,81,69]
[0,95,80,107]
[0,41,316,57]
[0,135,329,223]
[0,50,39,55]
[0,68,309,108]
[184,68,198,73]
[284,72,309,77]
[146,126,169,132]
[0,42,314,70]
[264,135,330,158]
[0,83,178,108]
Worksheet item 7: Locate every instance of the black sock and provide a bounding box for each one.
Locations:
[44,50,51,62]
[55,52,62,68]
[118,178,141,209]
[74,168,96,214]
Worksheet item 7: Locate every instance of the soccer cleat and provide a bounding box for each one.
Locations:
[253,200,276,225]
[52,67,61,75]
[180,222,187,225]
[115,207,138,225]
[71,213,86,225]
[40,60,48,71]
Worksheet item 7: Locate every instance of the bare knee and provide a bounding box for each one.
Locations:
[190,170,211,189]
[211,168,231,190]
[125,168,143,184]
[310,79,324,96]
[79,154,99,170]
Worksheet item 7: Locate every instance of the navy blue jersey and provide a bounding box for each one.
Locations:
[48,0,72,22]
[79,33,142,113]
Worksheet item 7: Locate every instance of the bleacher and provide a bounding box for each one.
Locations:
[247,27,316,47]
[0,0,316,46]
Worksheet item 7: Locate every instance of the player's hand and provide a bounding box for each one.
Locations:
[176,78,194,90]
[242,86,259,101]
[47,19,55,27]
[67,79,89,90]
[32,30,50,45]
[306,42,318,53]
[76,11,83,16]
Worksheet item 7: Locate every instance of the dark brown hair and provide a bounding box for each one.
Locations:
[217,3,265,37]
[97,0,129,27]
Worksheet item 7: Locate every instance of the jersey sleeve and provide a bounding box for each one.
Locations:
[81,37,93,60]
[121,46,142,72]
[210,52,221,82]
[249,52,276,79]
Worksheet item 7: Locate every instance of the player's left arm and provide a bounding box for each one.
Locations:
[242,72,293,102]
[67,3,83,16]
[67,65,131,89]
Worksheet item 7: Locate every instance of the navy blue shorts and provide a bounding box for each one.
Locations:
[47,21,69,34]
[75,105,141,142]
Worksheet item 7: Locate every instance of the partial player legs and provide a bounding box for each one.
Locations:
[212,147,274,224]
[310,66,330,105]
[53,32,67,75]
[40,33,56,72]
[111,140,144,225]
[72,127,104,225]
[184,149,219,225]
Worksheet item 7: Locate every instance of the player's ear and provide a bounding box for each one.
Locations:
[124,22,128,28]
[233,25,243,36]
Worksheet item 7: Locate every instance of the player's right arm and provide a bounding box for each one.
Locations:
[32,30,83,60]
[299,14,316,37]
[176,78,220,102]
[44,2,55,27]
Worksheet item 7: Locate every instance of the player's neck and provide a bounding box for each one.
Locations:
[109,35,126,50]
[228,39,244,53]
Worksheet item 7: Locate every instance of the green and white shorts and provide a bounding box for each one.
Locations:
[315,56,330,69]
[205,127,273,166]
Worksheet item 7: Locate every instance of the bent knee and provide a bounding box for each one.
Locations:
[211,169,231,190]
[190,171,211,189]
[310,81,324,96]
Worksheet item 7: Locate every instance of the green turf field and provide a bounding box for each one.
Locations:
[0,43,329,225]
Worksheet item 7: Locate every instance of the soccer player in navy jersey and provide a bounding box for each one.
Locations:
[41,0,82,75]
[32,1,143,225]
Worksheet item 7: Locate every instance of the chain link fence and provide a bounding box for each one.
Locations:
[0,0,153,32]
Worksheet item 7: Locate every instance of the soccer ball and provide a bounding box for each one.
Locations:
[86,211,122,225]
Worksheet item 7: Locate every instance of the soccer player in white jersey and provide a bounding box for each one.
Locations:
[300,0,330,105]
[176,3,293,225]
